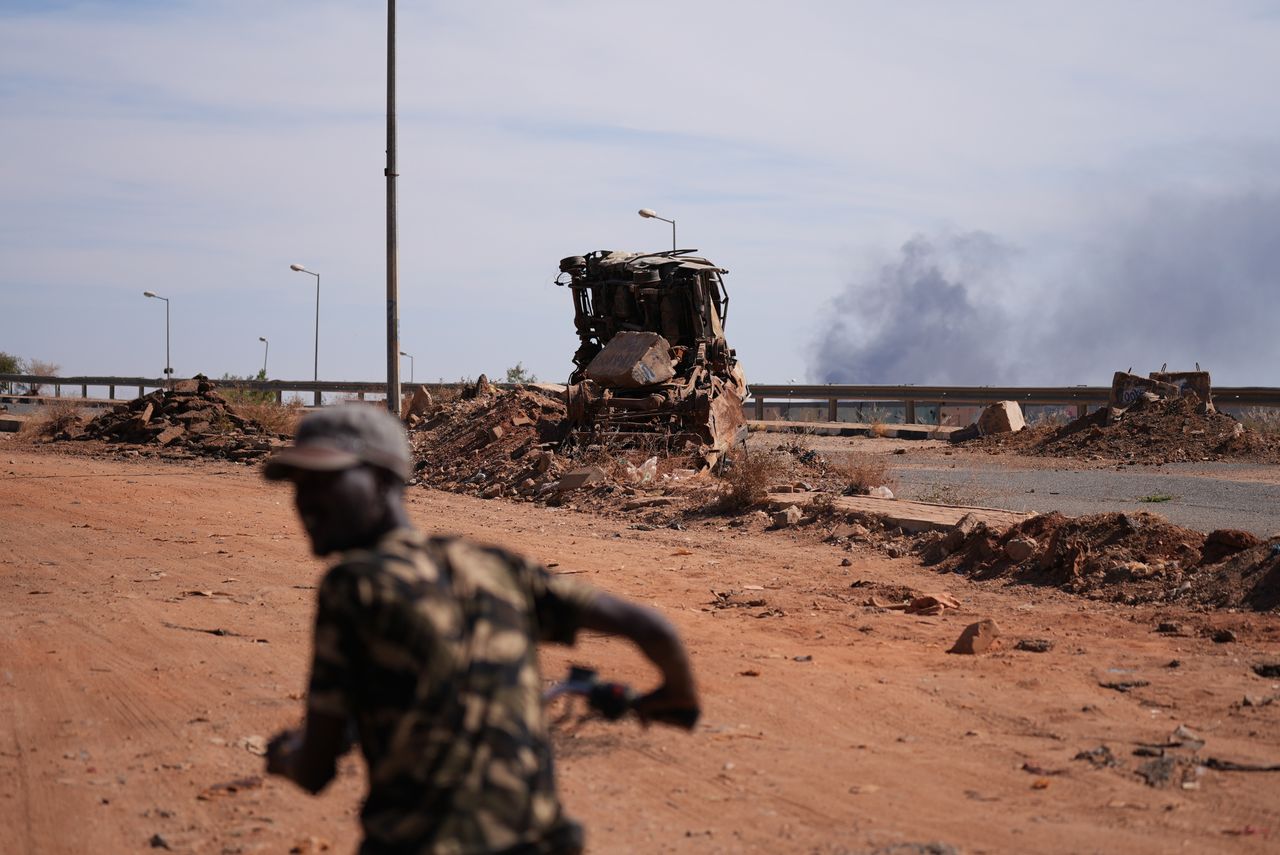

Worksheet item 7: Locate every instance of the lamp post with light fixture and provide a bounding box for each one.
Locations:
[258,336,269,376]
[289,264,321,406]
[638,208,676,252]
[399,351,414,384]
[141,291,172,388]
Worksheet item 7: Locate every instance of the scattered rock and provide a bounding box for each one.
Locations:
[149,833,172,850]
[556,466,607,493]
[1015,638,1054,653]
[1099,680,1150,693]
[1074,746,1119,768]
[1252,662,1280,679]
[772,505,803,528]
[1004,536,1038,562]
[1211,628,1237,644]
[948,619,1000,655]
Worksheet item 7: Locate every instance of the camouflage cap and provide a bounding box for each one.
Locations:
[263,404,411,482]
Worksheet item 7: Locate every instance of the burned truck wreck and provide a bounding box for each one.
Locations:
[555,249,748,467]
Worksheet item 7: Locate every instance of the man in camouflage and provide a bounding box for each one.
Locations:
[263,405,699,854]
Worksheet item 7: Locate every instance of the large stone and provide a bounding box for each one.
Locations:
[402,385,433,419]
[772,505,803,528]
[556,466,607,493]
[948,619,1001,655]
[156,425,187,446]
[977,401,1025,436]
[1004,536,1038,562]
[584,331,676,388]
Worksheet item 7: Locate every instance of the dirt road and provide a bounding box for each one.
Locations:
[2,440,1279,854]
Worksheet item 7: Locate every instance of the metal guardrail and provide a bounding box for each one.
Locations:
[746,383,1280,423]
[0,374,396,404]
[4,375,1279,423]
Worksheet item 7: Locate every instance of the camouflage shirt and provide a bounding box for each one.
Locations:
[307,527,596,854]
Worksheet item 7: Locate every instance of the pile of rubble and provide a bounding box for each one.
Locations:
[406,382,716,515]
[923,509,1279,609]
[975,396,1280,464]
[407,383,574,499]
[62,378,288,463]
[959,368,1280,464]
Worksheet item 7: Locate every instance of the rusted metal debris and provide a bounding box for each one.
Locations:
[556,249,748,467]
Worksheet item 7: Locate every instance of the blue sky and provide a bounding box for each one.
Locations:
[4,1,1280,386]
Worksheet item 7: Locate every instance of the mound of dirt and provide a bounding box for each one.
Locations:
[65,379,287,462]
[930,510,1278,610]
[972,397,1280,464]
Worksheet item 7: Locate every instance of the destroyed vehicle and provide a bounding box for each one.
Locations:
[555,249,748,467]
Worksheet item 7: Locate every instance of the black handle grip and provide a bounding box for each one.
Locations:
[588,682,634,721]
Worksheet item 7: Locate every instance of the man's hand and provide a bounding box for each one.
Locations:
[265,728,304,781]
[634,683,700,730]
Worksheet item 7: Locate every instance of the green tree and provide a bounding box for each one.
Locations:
[504,362,537,384]
[0,352,19,394]
[220,370,275,404]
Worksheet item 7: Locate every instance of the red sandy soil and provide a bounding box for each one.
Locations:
[2,439,1279,854]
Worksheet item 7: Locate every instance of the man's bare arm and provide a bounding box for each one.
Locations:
[576,591,698,724]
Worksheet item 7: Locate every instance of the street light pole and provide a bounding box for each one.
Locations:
[638,208,676,252]
[399,351,413,384]
[142,291,171,389]
[258,336,269,377]
[289,264,321,407]
[385,0,402,415]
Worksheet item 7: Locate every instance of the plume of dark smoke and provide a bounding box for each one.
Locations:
[811,231,1018,385]
[810,190,1280,385]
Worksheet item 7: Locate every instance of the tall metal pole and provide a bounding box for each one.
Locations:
[313,272,321,407]
[384,0,401,413]
[164,297,171,389]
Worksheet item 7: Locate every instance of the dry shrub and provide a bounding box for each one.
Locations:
[232,400,304,436]
[869,420,891,438]
[717,448,790,510]
[830,452,892,495]
[1240,407,1280,435]
[22,399,84,438]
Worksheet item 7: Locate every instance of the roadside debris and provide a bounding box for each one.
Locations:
[931,509,1280,609]
[959,366,1280,464]
[53,377,288,463]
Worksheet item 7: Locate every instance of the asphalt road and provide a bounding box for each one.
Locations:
[891,461,1280,535]
[767,434,1280,536]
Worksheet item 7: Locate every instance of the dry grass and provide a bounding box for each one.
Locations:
[830,452,893,495]
[716,448,791,511]
[231,400,304,436]
[21,399,84,438]
[1239,407,1280,435]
